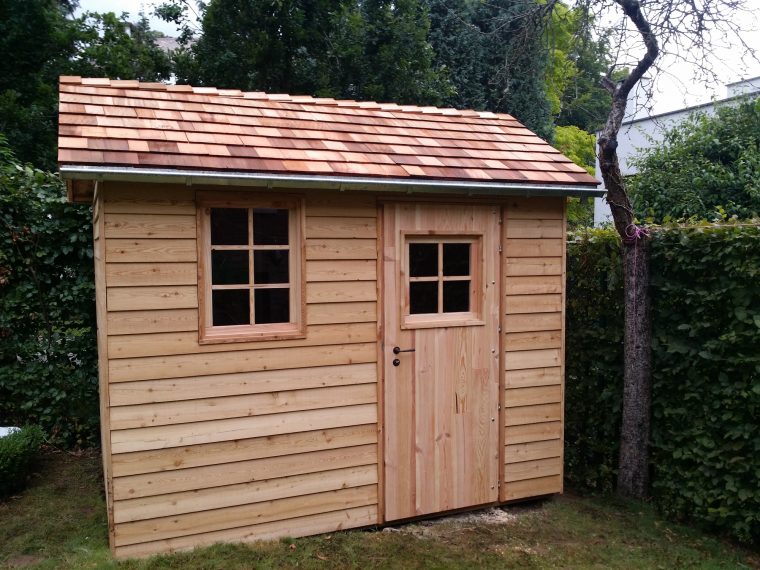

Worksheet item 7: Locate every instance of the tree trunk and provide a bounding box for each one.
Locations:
[617,236,652,499]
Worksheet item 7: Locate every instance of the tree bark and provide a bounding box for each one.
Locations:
[594,0,658,501]
[618,235,652,498]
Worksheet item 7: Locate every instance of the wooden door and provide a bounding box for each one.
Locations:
[383,202,501,521]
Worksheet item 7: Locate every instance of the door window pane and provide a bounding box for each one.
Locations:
[211,250,249,285]
[443,280,470,313]
[409,243,437,277]
[443,243,470,276]
[255,288,290,323]
[253,250,289,284]
[410,281,438,314]
[253,208,289,245]
[211,208,248,245]
[212,289,250,326]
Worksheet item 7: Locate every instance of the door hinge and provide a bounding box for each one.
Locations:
[497,245,503,253]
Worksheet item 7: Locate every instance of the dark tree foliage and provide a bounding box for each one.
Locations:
[0,0,172,169]
[428,0,553,139]
[631,100,760,223]
[0,137,98,448]
[174,0,449,105]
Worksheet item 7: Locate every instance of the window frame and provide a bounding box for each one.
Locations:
[197,191,306,344]
[400,232,485,330]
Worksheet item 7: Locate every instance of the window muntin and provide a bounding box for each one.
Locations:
[404,236,482,328]
[198,194,304,342]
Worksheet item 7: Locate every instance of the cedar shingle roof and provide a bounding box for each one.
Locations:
[58,76,598,186]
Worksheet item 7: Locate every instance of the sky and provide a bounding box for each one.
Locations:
[77,0,760,118]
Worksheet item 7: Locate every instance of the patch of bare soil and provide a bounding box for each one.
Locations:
[4,554,44,568]
[382,504,544,539]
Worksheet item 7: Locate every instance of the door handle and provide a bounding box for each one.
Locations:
[393,346,415,354]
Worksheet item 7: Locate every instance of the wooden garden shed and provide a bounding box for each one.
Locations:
[58,76,602,558]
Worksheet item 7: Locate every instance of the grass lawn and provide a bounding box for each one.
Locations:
[1,451,757,569]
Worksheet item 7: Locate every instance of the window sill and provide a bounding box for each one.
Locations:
[199,323,306,344]
[401,313,484,330]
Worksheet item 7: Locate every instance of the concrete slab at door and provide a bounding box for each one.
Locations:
[383,203,500,521]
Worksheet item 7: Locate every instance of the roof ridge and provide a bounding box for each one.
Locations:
[59,76,519,122]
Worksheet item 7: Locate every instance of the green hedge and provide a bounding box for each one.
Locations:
[565,224,760,544]
[0,138,98,448]
[0,425,44,498]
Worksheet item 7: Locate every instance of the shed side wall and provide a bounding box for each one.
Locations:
[100,183,380,558]
[502,197,565,500]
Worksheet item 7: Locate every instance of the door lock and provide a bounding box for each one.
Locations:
[392,358,401,367]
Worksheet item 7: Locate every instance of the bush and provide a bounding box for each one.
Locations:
[0,136,98,448]
[565,222,760,544]
[0,425,44,498]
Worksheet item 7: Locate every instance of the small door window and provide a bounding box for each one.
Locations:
[405,237,481,326]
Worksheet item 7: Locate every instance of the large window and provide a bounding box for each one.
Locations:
[403,235,483,328]
[198,193,304,343]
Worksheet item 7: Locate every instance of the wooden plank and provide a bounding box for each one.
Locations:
[105,239,197,263]
[503,474,561,501]
[505,219,564,239]
[107,309,198,336]
[505,257,562,276]
[505,367,562,388]
[306,259,376,282]
[112,423,377,478]
[504,421,563,445]
[104,186,196,215]
[306,239,377,260]
[307,302,376,325]
[114,505,378,559]
[504,330,562,352]
[505,238,563,258]
[107,286,197,312]
[504,457,562,482]
[306,281,376,304]
[504,404,562,426]
[110,403,377,453]
[504,312,562,333]
[115,463,378,523]
[504,275,562,295]
[105,263,196,287]
[505,439,562,464]
[306,195,377,218]
[110,383,377,430]
[504,197,564,220]
[108,322,376,358]
[505,294,562,314]
[114,484,378,547]
[504,348,561,371]
[305,216,377,239]
[104,214,196,239]
[504,385,562,408]
[109,341,377,382]
[110,363,377,406]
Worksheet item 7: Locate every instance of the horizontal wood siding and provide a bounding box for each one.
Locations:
[501,198,565,501]
[100,183,380,557]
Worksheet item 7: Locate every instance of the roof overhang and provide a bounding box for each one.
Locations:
[61,165,605,203]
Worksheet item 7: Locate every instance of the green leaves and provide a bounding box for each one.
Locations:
[565,224,760,545]
[0,137,98,449]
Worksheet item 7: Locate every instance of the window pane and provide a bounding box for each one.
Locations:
[443,280,470,313]
[410,281,438,314]
[211,208,248,245]
[211,250,249,285]
[253,250,289,284]
[443,243,470,276]
[253,208,289,245]
[255,288,290,324]
[212,289,250,326]
[409,243,437,277]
